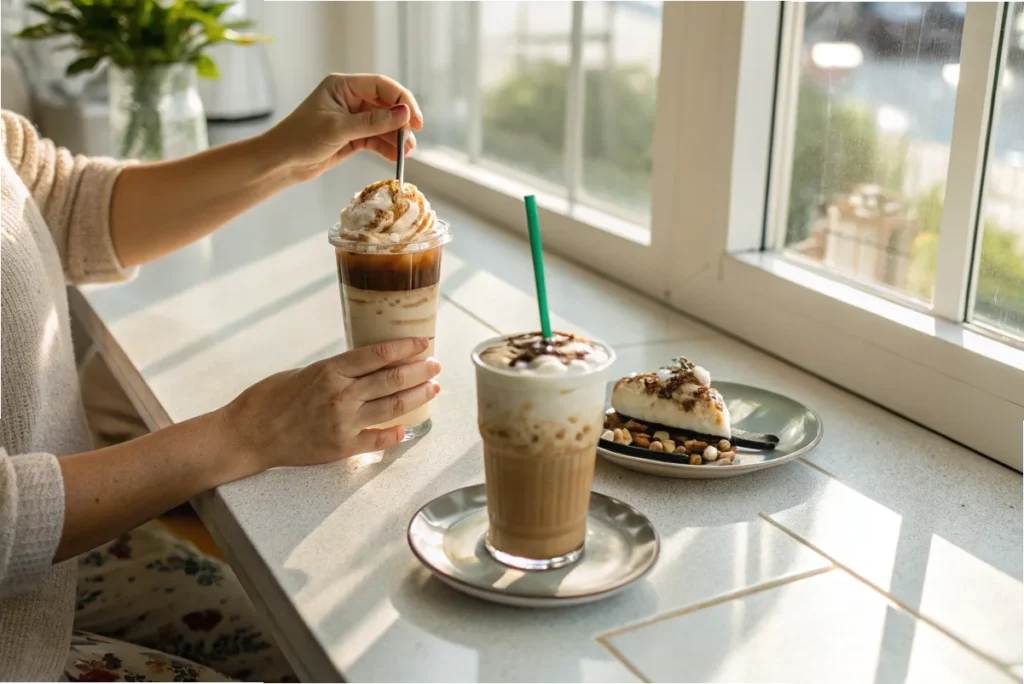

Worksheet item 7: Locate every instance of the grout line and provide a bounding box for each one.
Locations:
[440,293,502,334]
[597,564,835,641]
[758,513,1014,671]
[596,637,651,683]
[797,456,839,480]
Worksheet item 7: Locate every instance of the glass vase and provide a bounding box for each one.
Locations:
[108,63,209,161]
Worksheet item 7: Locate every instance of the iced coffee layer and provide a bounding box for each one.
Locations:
[341,283,440,428]
[336,248,442,292]
[483,442,596,560]
[477,332,610,375]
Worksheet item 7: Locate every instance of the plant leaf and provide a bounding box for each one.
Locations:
[66,54,101,75]
[194,52,218,79]
[16,23,59,39]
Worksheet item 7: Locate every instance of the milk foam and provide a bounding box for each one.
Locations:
[477,332,610,376]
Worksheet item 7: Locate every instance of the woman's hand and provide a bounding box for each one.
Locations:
[220,337,440,473]
[54,338,439,561]
[261,73,424,184]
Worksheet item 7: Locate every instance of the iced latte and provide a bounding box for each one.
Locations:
[472,332,615,570]
[330,180,452,439]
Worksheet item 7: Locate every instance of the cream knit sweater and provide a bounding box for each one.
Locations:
[1,110,134,680]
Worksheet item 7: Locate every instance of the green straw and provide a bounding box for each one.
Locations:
[524,195,553,340]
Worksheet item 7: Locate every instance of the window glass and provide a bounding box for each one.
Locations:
[782,2,966,303]
[973,1,1024,339]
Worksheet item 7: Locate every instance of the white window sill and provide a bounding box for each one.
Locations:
[726,251,1024,391]
[716,251,1023,469]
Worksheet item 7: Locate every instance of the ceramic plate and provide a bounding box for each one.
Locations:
[598,381,822,479]
[407,484,659,608]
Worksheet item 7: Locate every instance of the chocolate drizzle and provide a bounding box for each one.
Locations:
[506,332,593,367]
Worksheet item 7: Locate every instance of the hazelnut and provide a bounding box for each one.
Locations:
[703,445,719,462]
[718,439,731,451]
[662,439,676,453]
[688,453,702,465]
[674,445,689,455]
[600,429,614,442]
[653,430,670,442]
[649,441,665,452]
[633,435,651,449]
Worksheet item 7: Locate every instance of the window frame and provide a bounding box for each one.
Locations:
[370,1,1024,470]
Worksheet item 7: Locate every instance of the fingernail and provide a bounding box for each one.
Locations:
[430,382,441,397]
[390,104,409,120]
[427,358,442,375]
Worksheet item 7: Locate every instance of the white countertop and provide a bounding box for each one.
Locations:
[72,155,1023,683]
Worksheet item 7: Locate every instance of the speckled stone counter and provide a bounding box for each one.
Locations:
[72,156,1023,683]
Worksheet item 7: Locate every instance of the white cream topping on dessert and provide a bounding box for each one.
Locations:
[611,357,731,437]
[339,179,438,244]
[477,332,610,376]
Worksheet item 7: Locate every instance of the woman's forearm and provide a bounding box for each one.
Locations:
[110,133,294,267]
[55,411,253,561]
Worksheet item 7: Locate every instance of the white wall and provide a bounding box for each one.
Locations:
[258,0,383,116]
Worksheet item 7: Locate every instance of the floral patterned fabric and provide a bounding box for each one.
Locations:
[65,632,229,682]
[67,521,295,682]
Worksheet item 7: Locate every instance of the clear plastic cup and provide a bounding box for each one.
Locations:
[329,220,452,440]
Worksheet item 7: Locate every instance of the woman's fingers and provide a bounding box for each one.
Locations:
[355,132,417,162]
[338,74,424,130]
[357,381,439,427]
[347,425,406,456]
[351,358,441,401]
[331,338,431,378]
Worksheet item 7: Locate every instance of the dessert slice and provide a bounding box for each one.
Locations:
[611,357,731,439]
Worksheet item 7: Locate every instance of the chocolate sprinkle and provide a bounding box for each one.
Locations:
[506,332,593,367]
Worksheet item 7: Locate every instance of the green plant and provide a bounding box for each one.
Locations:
[18,0,264,159]
[17,0,263,80]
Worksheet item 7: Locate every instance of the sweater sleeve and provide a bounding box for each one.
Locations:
[0,448,66,599]
[1,109,137,285]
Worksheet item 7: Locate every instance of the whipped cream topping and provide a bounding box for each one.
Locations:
[339,180,438,244]
[477,332,610,376]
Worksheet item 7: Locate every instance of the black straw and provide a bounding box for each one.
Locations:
[396,128,406,187]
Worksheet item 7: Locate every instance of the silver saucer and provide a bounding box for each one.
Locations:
[407,484,659,608]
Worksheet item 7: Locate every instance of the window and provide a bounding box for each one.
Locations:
[384,2,1023,469]
[771,2,1024,345]
[973,1,1024,339]
[775,2,966,305]
[400,1,662,225]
